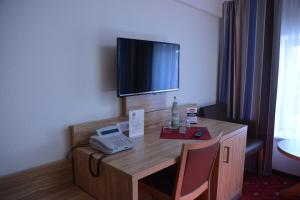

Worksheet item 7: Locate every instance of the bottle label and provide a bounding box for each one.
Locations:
[171,113,180,128]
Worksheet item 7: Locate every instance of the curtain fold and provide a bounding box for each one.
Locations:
[218,0,280,175]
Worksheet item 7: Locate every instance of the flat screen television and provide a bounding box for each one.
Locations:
[117,38,180,97]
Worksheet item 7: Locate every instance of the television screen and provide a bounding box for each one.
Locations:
[117,38,180,97]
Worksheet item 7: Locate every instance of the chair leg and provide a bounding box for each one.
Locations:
[257,149,264,176]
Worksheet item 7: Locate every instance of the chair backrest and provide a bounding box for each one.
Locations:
[198,104,227,121]
[173,134,221,200]
[199,104,259,139]
[227,118,257,138]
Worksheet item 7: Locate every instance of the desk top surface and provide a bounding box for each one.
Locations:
[277,139,300,161]
[77,117,247,179]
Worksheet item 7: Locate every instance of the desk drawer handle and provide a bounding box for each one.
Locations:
[223,146,230,163]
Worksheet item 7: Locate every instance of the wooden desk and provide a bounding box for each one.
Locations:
[71,108,247,200]
[277,139,300,199]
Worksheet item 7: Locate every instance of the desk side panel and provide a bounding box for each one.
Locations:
[74,149,135,200]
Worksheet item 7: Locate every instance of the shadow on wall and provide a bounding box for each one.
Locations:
[98,46,116,92]
[64,127,72,156]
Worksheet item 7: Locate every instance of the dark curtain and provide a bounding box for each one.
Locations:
[218,0,281,176]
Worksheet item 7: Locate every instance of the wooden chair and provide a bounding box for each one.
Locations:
[198,103,264,175]
[139,134,221,200]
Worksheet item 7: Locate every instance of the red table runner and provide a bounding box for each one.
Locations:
[160,127,211,140]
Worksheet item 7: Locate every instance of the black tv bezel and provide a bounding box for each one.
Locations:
[116,37,180,97]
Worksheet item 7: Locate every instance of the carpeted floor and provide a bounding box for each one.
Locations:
[240,172,300,200]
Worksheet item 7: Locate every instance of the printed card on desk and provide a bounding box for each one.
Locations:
[187,106,198,124]
[129,109,144,138]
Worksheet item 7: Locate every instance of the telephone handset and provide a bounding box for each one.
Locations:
[89,125,133,154]
[90,136,115,154]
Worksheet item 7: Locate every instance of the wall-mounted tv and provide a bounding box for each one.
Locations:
[117,38,180,97]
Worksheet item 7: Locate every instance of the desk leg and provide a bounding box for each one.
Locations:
[280,183,300,199]
[132,178,138,200]
[105,169,138,200]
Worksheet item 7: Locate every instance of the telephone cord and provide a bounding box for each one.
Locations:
[88,152,107,177]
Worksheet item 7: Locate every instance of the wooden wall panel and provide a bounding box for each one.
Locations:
[0,159,94,200]
[121,93,167,116]
[70,104,196,147]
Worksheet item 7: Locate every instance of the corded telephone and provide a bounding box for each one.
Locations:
[90,125,133,154]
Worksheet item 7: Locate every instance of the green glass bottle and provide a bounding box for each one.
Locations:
[171,96,179,128]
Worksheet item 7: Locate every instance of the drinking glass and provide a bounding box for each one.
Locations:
[179,119,190,134]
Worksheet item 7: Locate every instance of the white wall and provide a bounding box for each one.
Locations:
[178,0,222,17]
[0,0,220,176]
